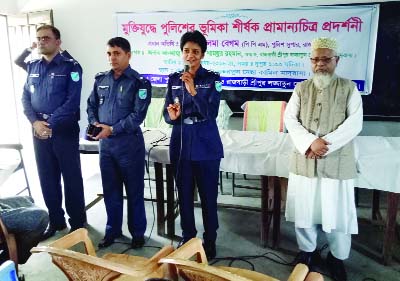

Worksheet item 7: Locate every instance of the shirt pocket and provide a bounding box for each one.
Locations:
[49,74,68,93]
[117,88,134,109]
[97,86,110,106]
[27,76,40,94]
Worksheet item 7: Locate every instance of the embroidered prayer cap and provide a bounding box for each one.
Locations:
[311,37,338,51]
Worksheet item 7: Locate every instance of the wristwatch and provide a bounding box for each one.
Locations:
[110,126,114,135]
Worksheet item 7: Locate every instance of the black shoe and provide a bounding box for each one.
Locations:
[293,250,323,272]
[41,223,67,241]
[177,238,191,248]
[131,236,145,249]
[293,251,313,266]
[98,236,115,248]
[326,252,347,281]
[203,241,216,259]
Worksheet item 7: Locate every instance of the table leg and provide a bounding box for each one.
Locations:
[272,176,281,248]
[166,164,175,238]
[154,162,165,237]
[261,176,269,247]
[383,192,399,265]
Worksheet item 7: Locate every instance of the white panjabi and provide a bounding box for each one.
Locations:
[311,37,338,51]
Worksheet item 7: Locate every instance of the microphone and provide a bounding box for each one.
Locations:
[183,63,190,73]
[174,96,180,104]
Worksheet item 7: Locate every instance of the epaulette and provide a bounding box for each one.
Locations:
[208,70,221,76]
[169,71,181,78]
[28,58,41,65]
[95,71,107,79]
[139,75,151,87]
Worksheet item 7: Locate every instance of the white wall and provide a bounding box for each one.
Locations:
[11,0,391,130]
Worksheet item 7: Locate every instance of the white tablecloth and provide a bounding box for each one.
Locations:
[79,129,400,193]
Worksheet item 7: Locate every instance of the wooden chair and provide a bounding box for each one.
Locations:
[160,238,323,281]
[0,217,18,272]
[31,228,174,281]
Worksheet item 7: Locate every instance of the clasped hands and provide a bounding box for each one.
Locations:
[87,122,112,140]
[306,138,330,159]
[33,121,52,139]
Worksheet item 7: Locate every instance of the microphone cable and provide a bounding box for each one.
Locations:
[168,78,186,246]
[111,130,171,255]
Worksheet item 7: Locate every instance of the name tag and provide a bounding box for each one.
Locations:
[196,84,211,89]
[50,73,67,78]
[172,86,182,90]
[98,85,109,90]
[29,73,39,78]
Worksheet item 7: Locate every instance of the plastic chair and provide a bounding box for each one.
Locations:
[242,101,287,133]
[31,228,174,281]
[144,98,171,129]
[216,100,233,129]
[0,260,18,281]
[0,144,31,197]
[160,238,323,281]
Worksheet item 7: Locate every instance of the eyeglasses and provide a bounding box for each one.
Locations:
[310,56,337,64]
[36,36,55,42]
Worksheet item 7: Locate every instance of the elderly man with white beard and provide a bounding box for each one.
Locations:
[284,37,363,281]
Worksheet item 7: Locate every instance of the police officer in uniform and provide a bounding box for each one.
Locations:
[87,37,151,249]
[164,30,223,259]
[21,25,86,239]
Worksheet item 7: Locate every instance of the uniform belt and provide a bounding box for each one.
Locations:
[37,112,53,120]
[183,116,206,125]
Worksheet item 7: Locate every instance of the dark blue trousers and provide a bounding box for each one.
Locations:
[173,159,220,243]
[99,133,147,239]
[33,123,86,229]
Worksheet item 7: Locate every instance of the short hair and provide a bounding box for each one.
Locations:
[37,25,61,40]
[107,37,131,53]
[180,30,207,53]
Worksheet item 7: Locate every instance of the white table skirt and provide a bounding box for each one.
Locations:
[79,129,400,193]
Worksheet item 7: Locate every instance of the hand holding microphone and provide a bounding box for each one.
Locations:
[181,62,197,96]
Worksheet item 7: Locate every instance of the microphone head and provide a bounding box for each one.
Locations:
[184,63,190,72]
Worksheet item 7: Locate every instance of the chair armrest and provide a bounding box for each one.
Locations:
[159,258,250,281]
[288,263,309,281]
[48,228,96,256]
[0,144,23,150]
[163,238,207,263]
[31,246,153,276]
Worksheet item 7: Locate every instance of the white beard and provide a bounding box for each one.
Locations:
[313,73,333,90]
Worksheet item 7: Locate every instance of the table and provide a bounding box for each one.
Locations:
[79,130,400,264]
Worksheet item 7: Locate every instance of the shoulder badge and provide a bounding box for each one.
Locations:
[71,72,80,82]
[215,81,222,92]
[138,89,147,100]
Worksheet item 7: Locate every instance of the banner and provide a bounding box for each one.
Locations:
[115,5,379,94]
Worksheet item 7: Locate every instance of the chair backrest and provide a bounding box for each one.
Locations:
[0,218,18,271]
[242,101,287,132]
[217,100,233,129]
[144,98,171,129]
[0,260,18,281]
